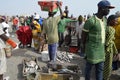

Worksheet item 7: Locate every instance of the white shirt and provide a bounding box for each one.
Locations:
[0,24,6,48]
[2,22,10,37]
[34,14,40,20]
[76,22,84,39]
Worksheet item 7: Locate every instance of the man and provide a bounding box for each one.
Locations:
[81,0,115,80]
[76,15,84,48]
[0,16,17,80]
[42,2,62,62]
[64,6,69,18]
[58,13,77,47]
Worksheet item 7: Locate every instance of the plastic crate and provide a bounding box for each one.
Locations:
[69,46,79,53]
[38,1,62,12]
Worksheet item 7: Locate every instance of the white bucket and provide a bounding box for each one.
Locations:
[41,51,49,61]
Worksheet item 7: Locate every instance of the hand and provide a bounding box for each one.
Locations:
[56,1,60,6]
[6,39,17,48]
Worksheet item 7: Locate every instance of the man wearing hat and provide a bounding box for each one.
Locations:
[81,0,115,80]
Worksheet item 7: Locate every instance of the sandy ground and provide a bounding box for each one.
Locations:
[4,33,120,80]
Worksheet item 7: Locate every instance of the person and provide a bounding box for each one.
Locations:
[39,16,43,26]
[16,23,32,48]
[103,15,118,80]
[26,16,31,26]
[38,16,44,31]
[12,16,19,31]
[1,16,12,57]
[0,16,17,80]
[34,12,40,22]
[31,18,41,51]
[112,12,120,70]
[76,15,84,48]
[87,14,91,20]
[115,11,120,17]
[58,13,77,47]
[81,0,115,80]
[64,6,69,18]
[19,16,25,26]
[1,16,10,37]
[42,2,62,62]
[83,15,87,22]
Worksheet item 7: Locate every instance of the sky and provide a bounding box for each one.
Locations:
[0,0,119,18]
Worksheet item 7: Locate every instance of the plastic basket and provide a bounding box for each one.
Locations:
[38,1,62,12]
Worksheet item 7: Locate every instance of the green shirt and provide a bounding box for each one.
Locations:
[58,18,76,33]
[83,15,107,64]
[43,16,61,44]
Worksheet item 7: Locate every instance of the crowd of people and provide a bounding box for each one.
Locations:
[0,0,120,80]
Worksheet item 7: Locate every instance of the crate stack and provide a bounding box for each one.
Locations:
[69,35,78,53]
[66,21,78,53]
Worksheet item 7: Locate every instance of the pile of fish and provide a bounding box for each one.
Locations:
[22,57,41,76]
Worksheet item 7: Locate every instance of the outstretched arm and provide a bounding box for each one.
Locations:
[0,34,17,48]
[56,1,63,17]
[0,34,9,41]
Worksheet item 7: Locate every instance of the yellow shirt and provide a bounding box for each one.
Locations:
[33,20,41,33]
[114,17,120,49]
